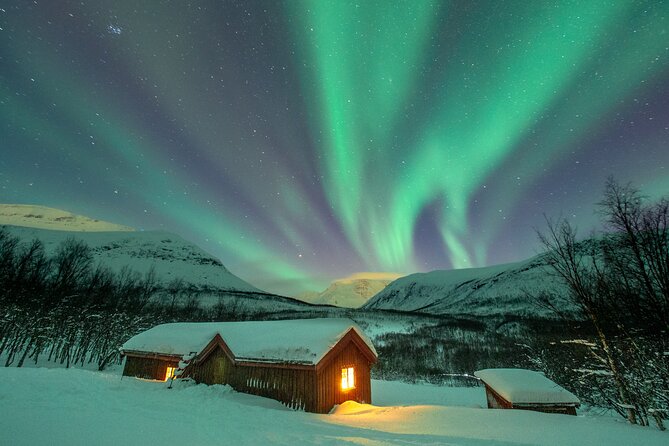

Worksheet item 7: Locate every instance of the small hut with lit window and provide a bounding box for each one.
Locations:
[120,318,377,413]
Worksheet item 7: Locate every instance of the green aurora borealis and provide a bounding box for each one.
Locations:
[1,1,668,295]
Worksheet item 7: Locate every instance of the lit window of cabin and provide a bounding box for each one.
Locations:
[165,366,176,381]
[341,367,355,390]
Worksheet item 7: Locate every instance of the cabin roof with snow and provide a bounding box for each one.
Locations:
[121,318,377,365]
[474,368,580,405]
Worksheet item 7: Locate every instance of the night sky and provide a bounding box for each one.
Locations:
[1,1,668,296]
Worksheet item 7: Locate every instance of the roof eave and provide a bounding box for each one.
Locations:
[512,402,581,408]
[315,328,378,372]
[121,350,184,361]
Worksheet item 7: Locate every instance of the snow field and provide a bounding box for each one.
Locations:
[0,367,666,446]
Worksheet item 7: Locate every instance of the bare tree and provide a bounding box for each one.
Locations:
[538,179,668,429]
[539,218,638,424]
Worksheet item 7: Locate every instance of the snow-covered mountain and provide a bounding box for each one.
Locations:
[363,256,575,318]
[0,204,264,293]
[297,272,404,308]
[0,204,135,232]
[0,205,329,313]
[2,224,264,293]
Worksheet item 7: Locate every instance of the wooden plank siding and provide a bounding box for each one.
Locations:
[483,384,578,416]
[315,338,372,413]
[187,346,318,411]
[122,355,180,381]
[188,347,233,385]
[483,384,513,409]
[184,329,376,413]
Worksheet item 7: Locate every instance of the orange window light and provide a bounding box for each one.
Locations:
[341,367,355,390]
[165,366,176,381]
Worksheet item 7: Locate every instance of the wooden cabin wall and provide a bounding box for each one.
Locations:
[123,356,178,380]
[233,364,316,412]
[188,348,234,385]
[516,405,578,416]
[189,346,318,412]
[484,385,577,415]
[483,385,512,409]
[315,340,372,414]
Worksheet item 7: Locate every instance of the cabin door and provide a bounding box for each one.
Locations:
[212,355,229,384]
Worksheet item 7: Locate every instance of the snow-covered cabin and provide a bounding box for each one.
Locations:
[474,368,580,415]
[120,318,377,413]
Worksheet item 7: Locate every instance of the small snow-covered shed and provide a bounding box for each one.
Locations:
[120,318,377,413]
[474,368,580,415]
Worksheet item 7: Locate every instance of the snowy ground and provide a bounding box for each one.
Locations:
[0,367,665,446]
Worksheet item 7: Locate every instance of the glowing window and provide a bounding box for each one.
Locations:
[165,366,176,381]
[341,367,355,390]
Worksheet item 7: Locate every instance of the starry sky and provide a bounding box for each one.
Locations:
[1,1,668,296]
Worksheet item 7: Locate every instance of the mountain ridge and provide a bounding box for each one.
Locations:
[0,204,135,232]
[297,272,404,308]
[1,224,263,293]
[363,255,575,318]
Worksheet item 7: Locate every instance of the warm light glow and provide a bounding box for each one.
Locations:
[341,367,355,390]
[165,366,176,381]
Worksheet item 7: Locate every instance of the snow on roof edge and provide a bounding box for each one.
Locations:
[474,368,580,405]
[121,318,377,366]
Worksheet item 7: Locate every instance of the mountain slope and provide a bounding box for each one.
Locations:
[2,224,263,293]
[0,204,326,314]
[0,204,134,232]
[363,256,574,318]
[299,273,404,308]
[0,203,262,293]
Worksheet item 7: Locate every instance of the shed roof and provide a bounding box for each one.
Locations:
[121,318,376,365]
[474,368,580,405]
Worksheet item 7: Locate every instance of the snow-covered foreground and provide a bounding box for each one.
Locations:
[1,368,665,446]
